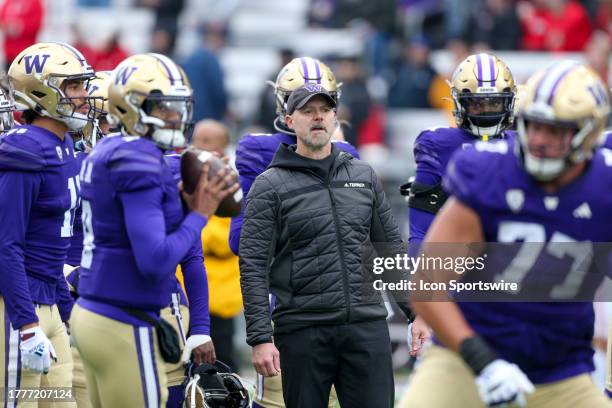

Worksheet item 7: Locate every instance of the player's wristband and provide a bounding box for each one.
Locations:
[459,336,497,375]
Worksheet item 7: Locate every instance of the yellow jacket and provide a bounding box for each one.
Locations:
[201,216,243,318]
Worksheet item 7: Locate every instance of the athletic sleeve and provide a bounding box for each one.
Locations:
[119,186,208,279]
[180,238,210,335]
[0,171,41,329]
[229,136,267,255]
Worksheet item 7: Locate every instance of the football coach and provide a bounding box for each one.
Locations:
[239,83,402,408]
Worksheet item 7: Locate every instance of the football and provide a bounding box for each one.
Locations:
[180,147,243,218]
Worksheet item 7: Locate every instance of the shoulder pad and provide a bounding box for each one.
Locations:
[238,133,264,147]
[443,143,503,204]
[415,126,459,144]
[246,132,275,137]
[109,138,163,192]
[0,128,46,171]
[472,139,509,154]
[332,140,359,158]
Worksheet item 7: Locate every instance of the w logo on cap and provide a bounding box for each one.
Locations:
[23,54,51,74]
[304,84,324,92]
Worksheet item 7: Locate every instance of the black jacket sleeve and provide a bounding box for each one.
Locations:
[239,174,280,346]
[370,170,416,322]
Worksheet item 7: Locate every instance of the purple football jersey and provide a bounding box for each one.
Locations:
[229,132,359,254]
[76,135,206,325]
[444,137,612,383]
[0,125,80,328]
[602,130,612,149]
[65,151,88,266]
[409,127,514,245]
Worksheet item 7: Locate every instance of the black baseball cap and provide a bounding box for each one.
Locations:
[286,84,336,115]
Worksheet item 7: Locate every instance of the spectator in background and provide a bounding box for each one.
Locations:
[388,36,440,109]
[518,0,592,51]
[307,0,336,27]
[88,33,129,71]
[138,0,185,56]
[182,24,228,122]
[73,25,129,72]
[444,0,473,45]
[0,0,44,70]
[594,0,612,40]
[585,31,611,86]
[254,48,296,133]
[191,119,242,373]
[466,0,522,50]
[333,55,372,147]
[329,0,398,77]
[585,31,611,126]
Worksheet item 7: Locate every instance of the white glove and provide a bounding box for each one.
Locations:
[181,334,212,363]
[475,359,534,407]
[19,327,57,374]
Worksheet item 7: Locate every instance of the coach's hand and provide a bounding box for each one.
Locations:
[407,315,431,357]
[252,343,281,377]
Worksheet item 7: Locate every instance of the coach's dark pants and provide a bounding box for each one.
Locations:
[274,319,394,408]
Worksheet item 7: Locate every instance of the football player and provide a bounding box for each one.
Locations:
[406,52,516,248]
[402,53,516,356]
[401,61,612,408]
[65,70,113,273]
[0,42,96,406]
[64,71,215,408]
[69,53,237,407]
[63,70,112,408]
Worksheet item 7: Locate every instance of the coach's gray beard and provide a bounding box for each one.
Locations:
[300,130,332,151]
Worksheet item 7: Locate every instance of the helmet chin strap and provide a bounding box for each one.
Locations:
[151,128,186,149]
[141,113,186,149]
[60,112,89,131]
[469,121,503,140]
[516,116,580,182]
[523,153,566,181]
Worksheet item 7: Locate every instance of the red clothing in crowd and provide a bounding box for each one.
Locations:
[520,0,592,51]
[88,42,129,71]
[0,0,44,66]
[74,39,129,72]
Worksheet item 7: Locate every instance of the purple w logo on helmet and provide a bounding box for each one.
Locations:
[114,66,138,86]
[23,54,51,75]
